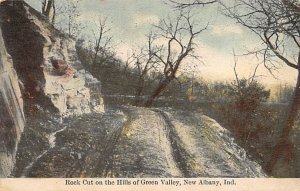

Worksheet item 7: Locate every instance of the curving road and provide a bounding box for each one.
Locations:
[15,106,266,178]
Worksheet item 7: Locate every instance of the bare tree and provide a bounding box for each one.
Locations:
[40,0,81,37]
[169,0,217,9]
[224,0,300,177]
[232,50,261,100]
[131,33,159,106]
[41,0,81,36]
[122,53,135,75]
[60,0,81,37]
[91,17,112,65]
[230,52,270,145]
[144,10,206,107]
[42,0,55,24]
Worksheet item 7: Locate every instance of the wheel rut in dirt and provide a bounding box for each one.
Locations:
[152,109,191,177]
[15,106,266,178]
[92,110,128,177]
[103,106,183,177]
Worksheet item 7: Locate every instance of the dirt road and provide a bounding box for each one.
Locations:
[14,106,266,177]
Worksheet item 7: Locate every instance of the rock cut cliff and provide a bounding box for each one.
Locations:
[0,27,25,177]
[0,1,104,117]
[0,1,104,177]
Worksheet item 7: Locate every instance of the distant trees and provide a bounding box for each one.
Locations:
[231,53,270,112]
[223,0,300,177]
[56,0,81,36]
[143,10,207,107]
[76,15,114,68]
[130,33,159,106]
[230,79,270,110]
[272,84,294,103]
[206,53,270,111]
[40,0,81,37]
[91,17,112,65]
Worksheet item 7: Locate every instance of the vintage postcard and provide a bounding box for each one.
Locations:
[0,0,299,190]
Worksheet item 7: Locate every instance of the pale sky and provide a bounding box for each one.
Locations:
[25,0,298,86]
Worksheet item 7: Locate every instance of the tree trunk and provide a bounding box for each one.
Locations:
[93,44,100,65]
[42,0,55,23]
[144,78,171,107]
[266,68,300,177]
[44,0,54,18]
[42,0,47,15]
[51,1,55,25]
[68,15,71,36]
[134,86,143,106]
[134,78,144,106]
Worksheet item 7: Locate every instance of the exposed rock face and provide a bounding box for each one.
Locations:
[0,1,104,177]
[0,1,104,117]
[0,27,25,177]
[42,34,104,116]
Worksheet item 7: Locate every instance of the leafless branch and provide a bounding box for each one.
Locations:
[233,49,241,90]
[144,9,206,106]
[92,16,113,65]
[222,0,300,74]
[169,0,217,9]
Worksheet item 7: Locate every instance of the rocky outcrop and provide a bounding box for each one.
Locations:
[0,1,104,117]
[42,35,104,116]
[0,1,104,177]
[0,27,25,177]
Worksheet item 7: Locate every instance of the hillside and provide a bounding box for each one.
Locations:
[0,1,266,178]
